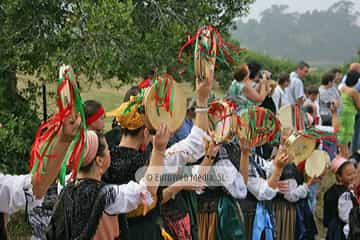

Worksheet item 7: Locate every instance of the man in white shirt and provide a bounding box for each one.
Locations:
[272,73,290,111]
[285,61,310,105]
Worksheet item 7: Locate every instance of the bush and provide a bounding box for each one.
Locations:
[0,106,40,174]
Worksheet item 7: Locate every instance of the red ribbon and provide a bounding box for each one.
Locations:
[86,107,105,126]
[178,25,246,65]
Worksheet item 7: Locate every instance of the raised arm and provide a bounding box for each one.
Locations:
[243,81,267,103]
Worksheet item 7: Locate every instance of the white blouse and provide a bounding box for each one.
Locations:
[247,154,278,201]
[193,145,247,200]
[0,173,42,214]
[164,126,208,173]
[104,180,152,214]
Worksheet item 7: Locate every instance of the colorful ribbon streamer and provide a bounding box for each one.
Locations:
[29,68,87,185]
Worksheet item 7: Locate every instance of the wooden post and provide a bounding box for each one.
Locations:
[42,84,47,120]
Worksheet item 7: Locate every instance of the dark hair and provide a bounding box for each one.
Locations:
[84,100,103,120]
[296,61,310,70]
[234,64,249,82]
[123,86,140,102]
[247,61,262,79]
[121,126,144,137]
[345,70,360,87]
[304,104,314,115]
[329,68,342,75]
[336,161,355,178]
[278,73,290,85]
[80,132,107,172]
[321,72,335,86]
[142,68,156,79]
[306,85,319,95]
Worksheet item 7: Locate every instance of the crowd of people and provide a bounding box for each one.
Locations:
[1,59,360,240]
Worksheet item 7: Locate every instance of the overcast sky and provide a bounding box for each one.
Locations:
[245,0,360,20]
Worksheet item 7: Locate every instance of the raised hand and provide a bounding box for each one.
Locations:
[273,151,289,169]
[196,75,213,104]
[153,123,171,152]
[277,180,289,194]
[238,137,252,154]
[60,113,81,142]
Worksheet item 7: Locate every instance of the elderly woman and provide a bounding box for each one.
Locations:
[46,123,171,240]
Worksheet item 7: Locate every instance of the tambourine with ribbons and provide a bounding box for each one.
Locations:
[143,73,186,133]
[29,65,87,185]
[283,132,316,165]
[278,104,305,131]
[208,100,237,143]
[178,25,246,81]
[235,106,281,147]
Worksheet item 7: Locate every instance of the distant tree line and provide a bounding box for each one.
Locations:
[232,0,360,66]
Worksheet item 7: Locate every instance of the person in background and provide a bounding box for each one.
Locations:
[323,156,358,240]
[338,70,360,157]
[339,64,360,154]
[304,86,321,126]
[330,68,343,85]
[84,100,105,132]
[226,63,268,111]
[272,73,290,111]
[285,61,310,106]
[319,72,340,126]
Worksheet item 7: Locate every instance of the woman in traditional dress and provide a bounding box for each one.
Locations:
[103,77,212,239]
[240,145,290,240]
[194,138,250,240]
[47,124,170,240]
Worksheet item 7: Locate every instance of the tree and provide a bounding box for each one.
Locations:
[0,0,255,174]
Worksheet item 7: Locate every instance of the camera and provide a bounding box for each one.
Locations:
[326,102,334,108]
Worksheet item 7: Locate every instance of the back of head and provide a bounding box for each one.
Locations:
[306,85,319,96]
[345,70,360,87]
[321,72,335,86]
[123,86,140,102]
[247,61,262,80]
[278,73,290,85]
[84,100,103,120]
[329,68,342,75]
[234,64,249,82]
[349,63,360,73]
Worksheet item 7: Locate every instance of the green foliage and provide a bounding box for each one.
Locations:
[232,0,360,66]
[0,80,40,174]
[1,0,255,84]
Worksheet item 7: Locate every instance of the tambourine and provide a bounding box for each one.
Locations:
[284,132,316,165]
[235,106,281,147]
[194,26,217,81]
[143,74,186,133]
[305,150,330,178]
[278,104,305,131]
[178,25,246,80]
[208,100,237,143]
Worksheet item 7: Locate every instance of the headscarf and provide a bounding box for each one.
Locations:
[331,155,349,174]
[82,130,99,167]
[107,96,144,130]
